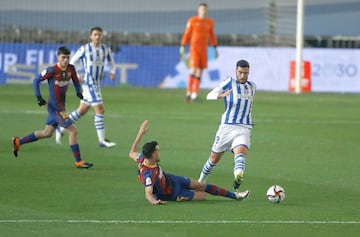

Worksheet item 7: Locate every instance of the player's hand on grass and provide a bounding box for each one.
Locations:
[153,200,166,205]
[36,96,46,106]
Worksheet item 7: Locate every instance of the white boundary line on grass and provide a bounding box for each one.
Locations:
[2,109,360,125]
[0,220,359,224]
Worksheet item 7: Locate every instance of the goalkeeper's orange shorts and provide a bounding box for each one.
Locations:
[189,48,208,69]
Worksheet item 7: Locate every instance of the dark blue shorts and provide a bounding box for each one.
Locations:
[158,174,195,201]
[46,109,73,129]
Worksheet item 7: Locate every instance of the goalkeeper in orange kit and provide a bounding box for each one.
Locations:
[180,2,218,102]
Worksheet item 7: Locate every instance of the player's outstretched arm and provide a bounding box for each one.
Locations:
[128,120,149,162]
[206,87,232,100]
[145,186,166,205]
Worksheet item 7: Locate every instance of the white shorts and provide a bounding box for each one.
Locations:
[211,124,252,153]
[81,83,103,106]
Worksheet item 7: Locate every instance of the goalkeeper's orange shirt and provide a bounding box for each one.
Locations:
[181,16,217,51]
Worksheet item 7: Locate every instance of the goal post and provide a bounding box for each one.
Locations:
[295,0,305,94]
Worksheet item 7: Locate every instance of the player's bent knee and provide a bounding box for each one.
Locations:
[192,191,207,201]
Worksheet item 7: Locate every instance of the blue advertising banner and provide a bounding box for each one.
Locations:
[1,43,359,92]
[0,43,182,87]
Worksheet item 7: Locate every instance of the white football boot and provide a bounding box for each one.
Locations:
[235,190,250,200]
[99,139,116,148]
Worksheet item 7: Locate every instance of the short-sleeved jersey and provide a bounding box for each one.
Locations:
[137,154,173,197]
[70,43,115,86]
[33,64,81,112]
[217,77,256,128]
[181,16,217,51]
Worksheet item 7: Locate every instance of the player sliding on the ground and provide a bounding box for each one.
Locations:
[128,120,250,205]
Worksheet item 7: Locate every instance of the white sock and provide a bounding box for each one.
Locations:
[95,114,105,142]
[191,92,197,100]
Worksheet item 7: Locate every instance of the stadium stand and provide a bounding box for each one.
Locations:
[0,0,359,48]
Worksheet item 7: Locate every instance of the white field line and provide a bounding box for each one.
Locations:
[0,219,359,224]
[2,109,360,125]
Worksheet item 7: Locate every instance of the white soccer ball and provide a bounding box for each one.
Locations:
[266,185,286,203]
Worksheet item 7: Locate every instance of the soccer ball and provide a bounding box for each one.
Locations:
[266,185,286,203]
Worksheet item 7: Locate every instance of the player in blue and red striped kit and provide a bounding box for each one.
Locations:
[129,120,250,205]
[12,46,93,169]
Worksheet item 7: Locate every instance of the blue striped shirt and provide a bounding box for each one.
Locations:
[70,43,115,85]
[218,77,256,127]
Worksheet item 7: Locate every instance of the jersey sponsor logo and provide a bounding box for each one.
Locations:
[55,80,70,87]
[89,58,103,67]
[235,94,253,100]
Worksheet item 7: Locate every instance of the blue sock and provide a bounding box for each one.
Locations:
[70,144,82,162]
[205,184,236,199]
[19,133,37,145]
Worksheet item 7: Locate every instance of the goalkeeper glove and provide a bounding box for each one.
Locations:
[179,46,185,58]
[76,92,83,100]
[36,95,46,106]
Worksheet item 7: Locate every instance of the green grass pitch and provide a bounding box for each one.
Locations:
[0,85,359,237]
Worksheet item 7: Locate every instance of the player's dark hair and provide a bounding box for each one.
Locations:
[90,26,103,34]
[142,141,158,159]
[199,3,208,7]
[236,60,250,68]
[57,46,71,55]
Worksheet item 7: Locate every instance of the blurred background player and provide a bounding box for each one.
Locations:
[12,46,93,169]
[198,60,255,191]
[56,26,116,148]
[129,120,250,205]
[180,2,218,102]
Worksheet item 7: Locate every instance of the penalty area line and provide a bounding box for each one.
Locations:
[0,220,359,224]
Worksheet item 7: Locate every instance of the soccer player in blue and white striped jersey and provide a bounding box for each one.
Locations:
[56,27,116,148]
[198,60,255,192]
